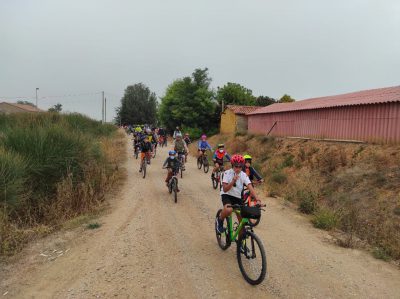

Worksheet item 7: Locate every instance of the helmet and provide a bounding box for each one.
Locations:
[169,150,176,155]
[184,132,189,136]
[217,143,224,148]
[146,128,151,134]
[176,133,182,138]
[231,154,245,166]
[201,134,207,139]
[243,154,252,161]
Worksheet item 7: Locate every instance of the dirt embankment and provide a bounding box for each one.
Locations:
[194,133,400,263]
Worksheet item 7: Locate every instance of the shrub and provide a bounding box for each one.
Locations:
[281,153,294,168]
[372,247,391,261]
[298,190,318,214]
[87,222,101,229]
[312,209,338,230]
[394,206,400,216]
[181,126,203,140]
[270,171,287,184]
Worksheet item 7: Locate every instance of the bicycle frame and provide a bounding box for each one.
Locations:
[226,210,250,242]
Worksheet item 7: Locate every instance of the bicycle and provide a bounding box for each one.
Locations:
[212,163,226,190]
[152,143,157,158]
[177,152,185,178]
[163,167,179,203]
[242,180,264,227]
[215,204,267,285]
[197,149,210,173]
[140,153,150,179]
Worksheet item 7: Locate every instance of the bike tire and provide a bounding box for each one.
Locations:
[237,231,267,285]
[203,159,209,173]
[142,159,146,179]
[180,167,183,178]
[212,174,219,189]
[153,147,157,158]
[173,178,178,203]
[135,150,138,159]
[197,157,202,169]
[168,180,172,194]
[215,209,231,250]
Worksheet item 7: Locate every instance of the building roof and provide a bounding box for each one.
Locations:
[225,105,262,115]
[247,85,400,115]
[0,102,43,112]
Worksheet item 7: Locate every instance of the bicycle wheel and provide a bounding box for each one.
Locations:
[203,158,209,173]
[153,146,157,158]
[212,172,219,189]
[180,166,183,178]
[219,173,224,191]
[168,180,172,194]
[215,209,231,250]
[197,157,202,169]
[135,150,138,159]
[142,159,146,179]
[237,230,267,285]
[173,178,178,203]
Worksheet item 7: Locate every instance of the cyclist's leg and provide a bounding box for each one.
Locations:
[139,152,145,171]
[146,151,151,163]
[165,168,172,185]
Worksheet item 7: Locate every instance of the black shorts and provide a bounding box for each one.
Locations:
[215,158,223,165]
[221,194,243,206]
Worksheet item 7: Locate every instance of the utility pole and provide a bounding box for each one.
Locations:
[102,91,104,123]
[104,97,107,123]
[35,88,39,107]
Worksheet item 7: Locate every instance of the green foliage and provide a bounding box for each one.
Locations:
[87,222,101,229]
[217,82,256,108]
[255,96,277,106]
[312,209,338,230]
[393,206,400,216]
[281,154,294,168]
[115,83,157,125]
[48,103,62,112]
[279,94,295,103]
[0,113,117,220]
[270,171,287,184]
[298,190,318,214]
[372,247,391,261]
[159,68,217,133]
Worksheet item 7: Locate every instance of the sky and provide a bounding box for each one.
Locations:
[1,0,399,122]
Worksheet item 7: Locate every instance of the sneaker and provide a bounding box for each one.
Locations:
[216,217,225,234]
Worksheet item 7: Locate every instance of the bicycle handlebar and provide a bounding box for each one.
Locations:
[227,203,266,209]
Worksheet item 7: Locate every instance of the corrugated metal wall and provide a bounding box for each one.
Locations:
[248,103,400,143]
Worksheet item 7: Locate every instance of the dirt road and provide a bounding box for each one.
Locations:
[1,138,400,298]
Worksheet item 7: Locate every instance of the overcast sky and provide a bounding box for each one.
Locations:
[1,0,399,121]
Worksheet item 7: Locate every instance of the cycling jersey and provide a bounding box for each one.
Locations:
[213,150,231,161]
[198,140,212,150]
[174,140,187,153]
[163,157,181,170]
[140,140,152,153]
[220,169,251,199]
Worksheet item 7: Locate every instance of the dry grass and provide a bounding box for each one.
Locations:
[206,133,400,261]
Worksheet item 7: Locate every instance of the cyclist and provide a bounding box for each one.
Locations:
[211,144,231,180]
[183,133,191,162]
[158,127,166,145]
[243,154,264,184]
[216,154,262,233]
[174,133,188,170]
[197,134,213,158]
[173,126,181,140]
[139,135,152,172]
[150,128,158,152]
[163,150,181,192]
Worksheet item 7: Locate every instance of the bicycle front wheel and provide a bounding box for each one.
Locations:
[237,230,267,285]
[172,178,178,203]
[203,159,209,173]
[142,160,146,179]
[197,157,202,169]
[215,209,231,250]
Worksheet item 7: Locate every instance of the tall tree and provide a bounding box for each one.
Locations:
[158,68,217,134]
[115,83,157,125]
[256,96,277,106]
[216,83,256,108]
[279,94,295,103]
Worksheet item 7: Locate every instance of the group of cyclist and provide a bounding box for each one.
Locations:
[129,125,265,234]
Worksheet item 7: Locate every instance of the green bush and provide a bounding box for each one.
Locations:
[372,247,391,261]
[281,154,294,168]
[312,209,338,230]
[298,190,317,214]
[270,171,287,184]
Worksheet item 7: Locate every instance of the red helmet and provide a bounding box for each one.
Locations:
[230,154,244,166]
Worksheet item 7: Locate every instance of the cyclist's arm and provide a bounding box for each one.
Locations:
[212,152,217,160]
[162,159,168,168]
[251,167,263,181]
[225,153,231,161]
[244,175,261,203]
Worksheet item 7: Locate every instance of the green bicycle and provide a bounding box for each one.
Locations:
[215,204,267,285]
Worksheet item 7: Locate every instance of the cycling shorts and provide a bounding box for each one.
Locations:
[214,158,223,165]
[221,194,243,206]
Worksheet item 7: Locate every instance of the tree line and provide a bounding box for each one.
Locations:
[115,68,295,137]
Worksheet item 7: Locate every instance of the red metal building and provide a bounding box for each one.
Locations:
[247,86,400,143]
